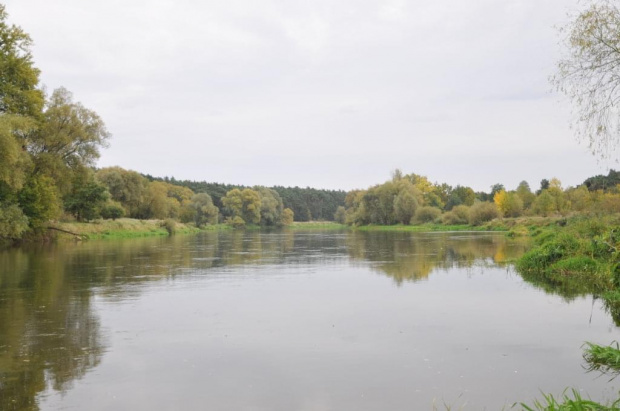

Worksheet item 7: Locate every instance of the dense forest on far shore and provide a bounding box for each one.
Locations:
[144,175,347,222]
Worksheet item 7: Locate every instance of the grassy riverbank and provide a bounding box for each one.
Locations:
[51,218,230,240]
[515,215,620,299]
[513,215,620,409]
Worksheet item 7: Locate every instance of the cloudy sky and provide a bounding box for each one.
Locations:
[5,0,609,191]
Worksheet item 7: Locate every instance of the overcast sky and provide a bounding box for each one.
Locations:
[5,0,610,191]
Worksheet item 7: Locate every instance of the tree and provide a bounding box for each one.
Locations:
[552,0,620,158]
[0,203,28,238]
[490,184,505,200]
[64,177,108,222]
[0,5,44,118]
[18,174,60,228]
[451,185,476,207]
[222,188,261,224]
[494,190,523,217]
[281,208,294,225]
[393,181,420,224]
[189,193,219,227]
[29,88,110,191]
[255,187,283,226]
[142,181,180,220]
[96,167,147,217]
[333,206,346,224]
[515,181,535,209]
[0,115,34,195]
[532,191,556,216]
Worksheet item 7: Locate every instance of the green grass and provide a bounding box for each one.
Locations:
[52,218,227,240]
[520,389,620,410]
[583,342,620,376]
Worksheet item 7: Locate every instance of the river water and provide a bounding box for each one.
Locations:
[1,230,619,410]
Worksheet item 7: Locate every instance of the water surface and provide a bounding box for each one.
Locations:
[1,231,618,410]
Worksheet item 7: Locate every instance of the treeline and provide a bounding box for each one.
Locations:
[95,167,294,228]
[339,170,620,227]
[145,175,347,222]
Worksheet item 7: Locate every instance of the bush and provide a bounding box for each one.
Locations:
[100,202,125,220]
[412,206,441,224]
[516,233,582,272]
[469,202,499,225]
[441,205,470,225]
[226,216,246,228]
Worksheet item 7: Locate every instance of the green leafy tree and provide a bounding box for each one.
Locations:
[18,174,60,228]
[515,181,535,209]
[222,188,261,224]
[537,179,550,195]
[0,115,34,195]
[362,182,398,225]
[29,87,110,194]
[532,190,556,216]
[190,193,219,227]
[452,185,476,206]
[64,177,108,222]
[255,186,283,226]
[96,167,147,217]
[281,208,294,225]
[394,181,420,224]
[141,181,180,220]
[0,5,44,118]
[0,203,29,239]
[333,206,346,224]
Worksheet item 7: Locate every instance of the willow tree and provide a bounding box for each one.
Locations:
[553,0,620,158]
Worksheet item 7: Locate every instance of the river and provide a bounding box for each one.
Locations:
[1,230,618,410]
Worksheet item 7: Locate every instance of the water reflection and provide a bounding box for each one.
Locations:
[0,231,524,409]
[346,231,529,284]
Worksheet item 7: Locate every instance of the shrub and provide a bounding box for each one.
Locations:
[469,202,499,225]
[100,202,125,220]
[441,205,470,225]
[412,206,441,224]
[226,216,246,228]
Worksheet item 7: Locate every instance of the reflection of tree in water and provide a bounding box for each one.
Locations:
[0,230,522,408]
[0,231,346,409]
[0,250,104,411]
[346,232,528,285]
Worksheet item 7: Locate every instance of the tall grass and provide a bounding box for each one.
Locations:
[520,389,620,410]
[583,342,620,377]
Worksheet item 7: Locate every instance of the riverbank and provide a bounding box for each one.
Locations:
[51,219,231,240]
[515,214,620,300]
